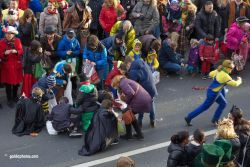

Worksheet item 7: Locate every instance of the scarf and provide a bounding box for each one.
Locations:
[47,8,58,15]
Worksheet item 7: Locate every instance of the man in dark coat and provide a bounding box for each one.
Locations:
[40,26,62,66]
[138,34,161,59]
[125,57,158,128]
[195,1,221,40]
[78,99,118,156]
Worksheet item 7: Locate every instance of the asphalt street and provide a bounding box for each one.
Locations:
[0,65,250,167]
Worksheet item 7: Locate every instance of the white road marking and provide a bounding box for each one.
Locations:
[72,129,216,167]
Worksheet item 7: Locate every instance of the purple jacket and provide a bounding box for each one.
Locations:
[226,23,245,51]
[119,77,152,114]
[188,46,199,67]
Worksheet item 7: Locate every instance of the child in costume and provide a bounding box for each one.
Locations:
[128,39,142,61]
[187,39,199,76]
[185,60,242,126]
[199,35,219,79]
[146,49,159,72]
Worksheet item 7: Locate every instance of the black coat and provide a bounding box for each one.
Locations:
[18,22,36,47]
[48,103,82,131]
[186,142,202,167]
[78,108,118,156]
[40,35,61,66]
[23,50,42,74]
[167,143,189,167]
[12,97,45,136]
[76,86,99,113]
[88,0,104,30]
[195,9,220,39]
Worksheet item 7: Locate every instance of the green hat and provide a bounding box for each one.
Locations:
[194,144,225,167]
[213,140,234,165]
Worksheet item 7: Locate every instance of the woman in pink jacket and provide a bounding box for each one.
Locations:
[99,0,126,36]
[226,16,249,58]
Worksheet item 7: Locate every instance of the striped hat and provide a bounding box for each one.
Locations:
[46,75,56,88]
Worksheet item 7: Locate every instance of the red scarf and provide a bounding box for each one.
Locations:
[47,8,58,15]
[80,81,90,85]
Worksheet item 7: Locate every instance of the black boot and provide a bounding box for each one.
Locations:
[120,124,133,140]
[132,119,144,140]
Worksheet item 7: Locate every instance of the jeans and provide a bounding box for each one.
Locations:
[138,99,155,121]
[109,86,118,99]
[187,88,227,122]
[162,61,181,72]
[96,65,108,90]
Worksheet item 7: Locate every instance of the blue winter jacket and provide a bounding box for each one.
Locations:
[82,43,108,70]
[54,61,68,86]
[128,59,158,98]
[57,35,81,59]
[159,40,181,66]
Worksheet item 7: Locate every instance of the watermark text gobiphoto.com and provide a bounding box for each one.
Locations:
[4,154,39,159]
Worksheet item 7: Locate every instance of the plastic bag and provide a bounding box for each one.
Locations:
[48,94,57,114]
[33,62,45,79]
[64,78,73,105]
[82,63,100,84]
[46,121,58,135]
[152,71,160,84]
[117,121,125,134]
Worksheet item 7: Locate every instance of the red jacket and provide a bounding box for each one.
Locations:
[0,38,24,85]
[199,41,219,63]
[105,65,122,87]
[99,4,126,33]
[19,0,29,10]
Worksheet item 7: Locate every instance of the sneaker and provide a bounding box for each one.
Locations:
[133,133,144,140]
[184,117,192,126]
[120,134,133,140]
[69,130,83,138]
[150,120,155,128]
[202,75,208,80]
[111,138,119,145]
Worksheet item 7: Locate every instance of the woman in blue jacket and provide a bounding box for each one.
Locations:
[83,35,108,89]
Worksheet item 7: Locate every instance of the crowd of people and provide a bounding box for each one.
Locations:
[0,0,249,165]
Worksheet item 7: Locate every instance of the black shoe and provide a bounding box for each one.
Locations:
[133,133,144,140]
[150,120,155,128]
[202,75,208,80]
[120,134,133,140]
[69,130,83,138]
[7,101,15,108]
[111,138,119,145]
[185,117,192,126]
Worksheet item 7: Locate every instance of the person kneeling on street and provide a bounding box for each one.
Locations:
[12,87,45,137]
[48,97,83,137]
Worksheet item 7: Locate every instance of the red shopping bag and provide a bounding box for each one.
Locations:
[82,63,100,84]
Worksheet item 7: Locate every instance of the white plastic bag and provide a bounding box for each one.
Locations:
[48,95,57,114]
[152,71,160,84]
[64,78,73,105]
[46,121,58,135]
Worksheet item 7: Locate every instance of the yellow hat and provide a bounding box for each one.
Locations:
[222,60,235,69]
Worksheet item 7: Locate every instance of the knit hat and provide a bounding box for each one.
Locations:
[76,0,86,8]
[66,28,76,37]
[47,75,56,88]
[115,33,124,40]
[222,60,235,69]
[116,156,135,167]
[171,0,179,4]
[3,26,18,35]
[236,16,249,23]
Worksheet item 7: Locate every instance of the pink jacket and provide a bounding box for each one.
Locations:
[226,23,245,51]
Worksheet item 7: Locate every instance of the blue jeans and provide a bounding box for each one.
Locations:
[186,88,227,122]
[138,99,155,121]
[96,65,108,90]
[109,86,118,99]
[162,61,181,72]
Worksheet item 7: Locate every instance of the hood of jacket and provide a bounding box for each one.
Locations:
[62,34,78,46]
[168,143,185,154]
[132,39,142,54]
[129,59,144,71]
[79,83,95,93]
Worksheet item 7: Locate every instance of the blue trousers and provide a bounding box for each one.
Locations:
[162,61,181,72]
[109,86,118,99]
[138,99,155,121]
[187,88,227,122]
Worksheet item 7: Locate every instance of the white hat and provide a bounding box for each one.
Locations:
[4,26,18,35]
